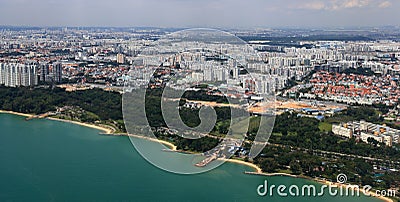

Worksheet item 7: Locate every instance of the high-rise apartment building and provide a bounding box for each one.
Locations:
[40,63,49,82]
[117,53,125,64]
[53,62,63,83]
[0,62,38,87]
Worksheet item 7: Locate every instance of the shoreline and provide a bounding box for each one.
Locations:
[245,172,394,202]
[221,159,262,173]
[46,117,114,134]
[244,171,297,177]
[0,110,34,118]
[125,134,177,151]
[0,110,114,134]
[1,110,394,202]
[324,181,394,202]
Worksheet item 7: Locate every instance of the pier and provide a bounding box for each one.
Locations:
[194,155,217,167]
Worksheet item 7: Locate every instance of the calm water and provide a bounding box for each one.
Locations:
[0,114,381,202]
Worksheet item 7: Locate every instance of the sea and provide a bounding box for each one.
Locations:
[0,113,381,202]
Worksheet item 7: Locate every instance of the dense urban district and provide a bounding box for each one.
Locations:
[1,26,400,200]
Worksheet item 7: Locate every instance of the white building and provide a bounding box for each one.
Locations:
[334,120,399,147]
[360,132,393,147]
[332,124,353,138]
[0,62,38,87]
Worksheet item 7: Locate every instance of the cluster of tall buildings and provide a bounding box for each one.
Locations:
[0,62,38,87]
[39,62,63,83]
[0,62,63,87]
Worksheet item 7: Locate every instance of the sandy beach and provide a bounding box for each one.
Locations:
[221,158,262,173]
[46,117,114,134]
[126,133,177,150]
[245,171,298,177]
[310,177,394,202]
[0,110,114,134]
[0,110,34,118]
[326,181,394,202]
[246,172,394,202]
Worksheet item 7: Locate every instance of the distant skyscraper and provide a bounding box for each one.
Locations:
[204,68,213,81]
[24,61,38,86]
[53,62,63,83]
[0,63,5,85]
[0,62,38,87]
[232,68,239,79]
[117,53,125,64]
[40,63,49,82]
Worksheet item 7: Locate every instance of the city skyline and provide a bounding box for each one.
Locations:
[0,0,399,28]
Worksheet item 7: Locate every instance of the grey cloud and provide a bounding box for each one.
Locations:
[0,0,398,28]
[292,0,393,10]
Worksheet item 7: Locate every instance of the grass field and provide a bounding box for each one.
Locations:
[319,122,332,132]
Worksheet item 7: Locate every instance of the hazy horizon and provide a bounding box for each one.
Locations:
[0,0,399,28]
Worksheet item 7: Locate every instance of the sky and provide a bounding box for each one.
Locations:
[0,0,399,28]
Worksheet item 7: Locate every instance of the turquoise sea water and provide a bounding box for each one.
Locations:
[0,114,381,202]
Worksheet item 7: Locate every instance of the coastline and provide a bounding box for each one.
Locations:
[47,120,178,150]
[245,171,394,202]
[221,158,262,173]
[125,133,177,151]
[244,171,297,177]
[46,117,114,134]
[0,110,34,118]
[0,110,114,134]
[48,118,180,151]
[1,110,394,202]
[324,181,394,202]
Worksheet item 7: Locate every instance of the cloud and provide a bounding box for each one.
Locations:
[293,0,392,10]
[378,1,391,8]
[296,1,327,10]
[0,0,398,27]
[342,0,370,8]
